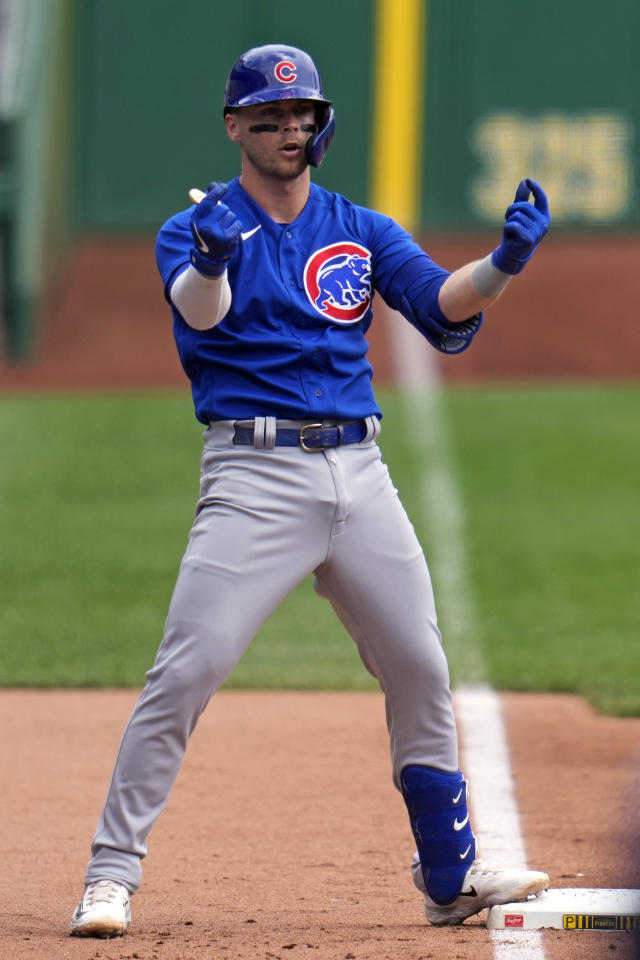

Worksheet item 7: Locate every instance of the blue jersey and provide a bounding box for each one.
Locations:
[156,178,482,424]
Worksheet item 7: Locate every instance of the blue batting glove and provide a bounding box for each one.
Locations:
[189,182,243,277]
[491,179,550,275]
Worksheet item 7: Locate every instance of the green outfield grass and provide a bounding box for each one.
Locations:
[440,386,640,715]
[0,386,638,715]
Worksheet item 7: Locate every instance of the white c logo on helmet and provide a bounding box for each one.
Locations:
[275,60,297,83]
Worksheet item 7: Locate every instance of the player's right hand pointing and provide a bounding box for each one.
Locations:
[189,182,243,277]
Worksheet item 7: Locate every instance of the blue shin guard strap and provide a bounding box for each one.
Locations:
[401,765,476,906]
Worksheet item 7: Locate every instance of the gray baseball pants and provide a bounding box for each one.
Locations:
[86,418,459,893]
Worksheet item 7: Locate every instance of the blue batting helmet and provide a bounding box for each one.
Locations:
[224,44,335,168]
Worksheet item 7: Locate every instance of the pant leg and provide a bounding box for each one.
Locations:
[313,442,459,787]
[87,429,340,892]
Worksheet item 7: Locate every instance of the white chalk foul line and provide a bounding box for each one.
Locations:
[386,307,546,958]
[455,687,546,958]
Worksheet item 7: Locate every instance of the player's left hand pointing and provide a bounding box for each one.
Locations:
[491,179,550,275]
[189,182,243,277]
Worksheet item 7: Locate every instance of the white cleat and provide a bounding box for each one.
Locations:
[412,852,549,926]
[70,879,131,938]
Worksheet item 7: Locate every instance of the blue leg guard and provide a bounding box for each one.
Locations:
[400,765,476,906]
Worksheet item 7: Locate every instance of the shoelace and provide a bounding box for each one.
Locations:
[85,881,125,905]
[466,860,507,879]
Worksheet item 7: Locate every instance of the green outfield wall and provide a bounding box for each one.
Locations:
[72,0,639,232]
[71,0,375,230]
[422,0,639,229]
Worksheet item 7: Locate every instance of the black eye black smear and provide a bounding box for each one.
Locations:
[248,123,318,134]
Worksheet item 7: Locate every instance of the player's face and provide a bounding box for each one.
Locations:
[226,100,317,181]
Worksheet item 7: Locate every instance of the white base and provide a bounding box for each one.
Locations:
[487,888,640,931]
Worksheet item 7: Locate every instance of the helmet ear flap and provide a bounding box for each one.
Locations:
[305,105,336,168]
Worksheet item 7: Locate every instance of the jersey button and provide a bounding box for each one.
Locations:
[288,279,295,287]
[314,389,323,397]
[286,231,293,239]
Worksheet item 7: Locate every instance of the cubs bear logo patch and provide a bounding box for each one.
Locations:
[303,242,372,324]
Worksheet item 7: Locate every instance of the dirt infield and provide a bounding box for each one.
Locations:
[1,690,639,960]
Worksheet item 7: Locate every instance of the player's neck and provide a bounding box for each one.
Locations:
[239,167,310,224]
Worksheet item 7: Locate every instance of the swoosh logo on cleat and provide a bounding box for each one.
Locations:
[453,814,469,831]
[452,788,463,804]
[241,225,262,241]
[459,844,472,860]
[460,885,478,898]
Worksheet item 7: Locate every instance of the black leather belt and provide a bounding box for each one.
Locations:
[233,420,368,452]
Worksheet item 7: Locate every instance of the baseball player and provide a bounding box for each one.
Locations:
[71,44,551,938]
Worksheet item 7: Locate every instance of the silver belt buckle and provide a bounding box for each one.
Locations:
[299,422,325,452]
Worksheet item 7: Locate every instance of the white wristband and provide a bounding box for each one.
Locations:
[471,255,513,299]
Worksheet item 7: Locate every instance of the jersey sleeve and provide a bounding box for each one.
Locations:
[369,214,483,355]
[155,209,193,301]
